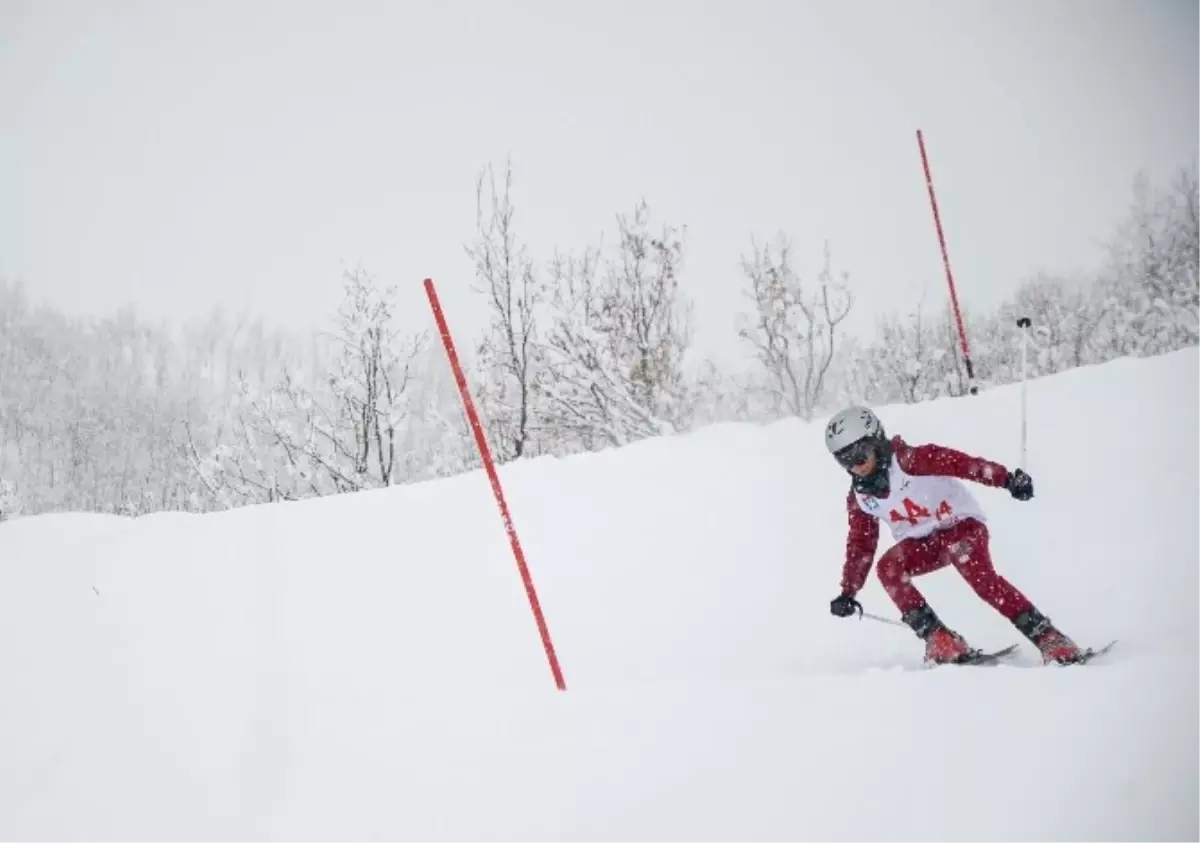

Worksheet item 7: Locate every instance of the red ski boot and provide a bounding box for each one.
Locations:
[1014,608,1085,665]
[902,603,973,664]
[924,627,972,664]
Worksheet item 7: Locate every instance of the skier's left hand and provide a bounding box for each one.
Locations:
[1006,468,1034,501]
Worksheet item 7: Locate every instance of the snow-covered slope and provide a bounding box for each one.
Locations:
[1,349,1196,841]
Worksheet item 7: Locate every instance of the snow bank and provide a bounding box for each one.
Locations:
[1,348,1196,840]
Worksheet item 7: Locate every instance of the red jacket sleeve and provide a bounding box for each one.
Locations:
[841,487,879,595]
[894,437,1010,488]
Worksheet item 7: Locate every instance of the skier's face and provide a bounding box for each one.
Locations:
[835,438,878,475]
[849,451,877,477]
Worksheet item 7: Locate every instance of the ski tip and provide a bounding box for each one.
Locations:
[1076,639,1118,664]
[1046,639,1118,666]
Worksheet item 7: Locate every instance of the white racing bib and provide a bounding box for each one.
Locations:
[854,454,987,542]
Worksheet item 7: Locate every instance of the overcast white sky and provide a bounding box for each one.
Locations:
[1,0,1196,366]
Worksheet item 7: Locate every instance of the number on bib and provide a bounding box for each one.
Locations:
[889,497,932,526]
[889,497,955,526]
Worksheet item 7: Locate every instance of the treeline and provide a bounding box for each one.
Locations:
[0,162,1195,518]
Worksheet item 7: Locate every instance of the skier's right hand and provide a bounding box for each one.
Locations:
[830,592,862,618]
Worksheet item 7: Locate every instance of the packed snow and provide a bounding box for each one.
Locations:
[1,348,1196,841]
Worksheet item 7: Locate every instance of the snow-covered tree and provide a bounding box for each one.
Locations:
[464,159,544,462]
[1100,164,1199,357]
[0,158,1195,518]
[196,267,427,506]
[393,341,479,482]
[537,201,695,451]
[0,477,22,521]
[736,236,852,419]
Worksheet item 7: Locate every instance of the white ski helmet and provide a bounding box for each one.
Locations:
[824,406,886,456]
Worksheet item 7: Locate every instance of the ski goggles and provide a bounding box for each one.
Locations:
[834,439,875,470]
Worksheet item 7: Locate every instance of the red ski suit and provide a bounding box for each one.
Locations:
[841,436,1034,620]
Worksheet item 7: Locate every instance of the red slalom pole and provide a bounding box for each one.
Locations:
[916,129,978,394]
[423,277,567,691]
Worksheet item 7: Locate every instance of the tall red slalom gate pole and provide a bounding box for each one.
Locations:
[423,277,567,691]
[916,129,978,395]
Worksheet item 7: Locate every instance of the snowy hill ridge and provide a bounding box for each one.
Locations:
[1,348,1197,840]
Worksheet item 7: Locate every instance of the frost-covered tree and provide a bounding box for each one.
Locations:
[174,307,307,510]
[0,477,22,521]
[464,159,543,462]
[326,266,427,485]
[824,298,970,408]
[393,341,479,482]
[824,166,1197,411]
[537,201,695,450]
[0,282,208,514]
[1100,164,1199,357]
[736,236,852,419]
[687,359,756,426]
[196,267,426,506]
[1016,273,1110,373]
[1,157,1195,518]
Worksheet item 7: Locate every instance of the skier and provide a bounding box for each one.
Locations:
[824,405,1086,665]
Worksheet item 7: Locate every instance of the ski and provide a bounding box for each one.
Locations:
[921,643,1020,668]
[1056,639,1117,666]
[972,639,1117,667]
[955,643,1020,665]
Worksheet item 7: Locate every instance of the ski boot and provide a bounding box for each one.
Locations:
[903,603,973,664]
[1014,607,1085,664]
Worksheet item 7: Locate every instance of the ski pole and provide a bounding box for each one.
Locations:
[859,609,909,629]
[1017,316,1032,469]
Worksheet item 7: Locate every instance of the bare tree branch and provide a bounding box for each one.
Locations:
[737,235,852,419]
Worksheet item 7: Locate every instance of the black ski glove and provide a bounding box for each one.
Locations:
[1006,468,1034,501]
[830,592,862,618]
